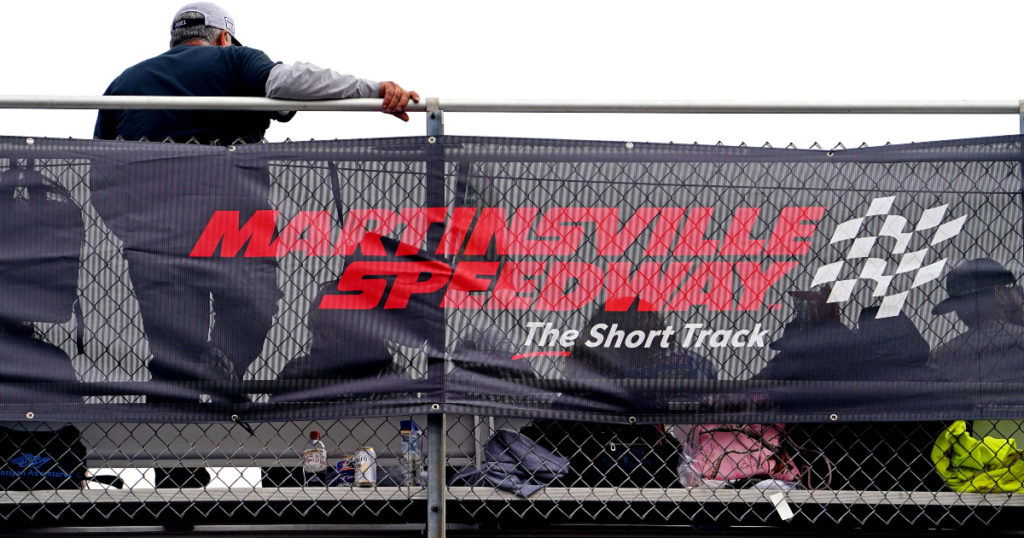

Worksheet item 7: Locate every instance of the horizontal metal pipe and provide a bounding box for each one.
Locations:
[0,95,408,112]
[0,95,1018,114]
[436,99,1021,114]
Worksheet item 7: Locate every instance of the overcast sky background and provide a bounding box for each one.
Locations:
[4,1,1024,147]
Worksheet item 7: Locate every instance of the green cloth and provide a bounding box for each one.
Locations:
[932,421,1024,493]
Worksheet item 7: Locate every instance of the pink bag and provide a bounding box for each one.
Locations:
[690,424,800,483]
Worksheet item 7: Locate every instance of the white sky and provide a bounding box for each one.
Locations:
[4,0,1024,146]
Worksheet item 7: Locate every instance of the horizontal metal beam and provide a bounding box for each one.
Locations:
[0,95,406,112]
[4,486,1017,508]
[0,486,427,505]
[436,99,1022,115]
[446,487,1022,507]
[0,95,1019,114]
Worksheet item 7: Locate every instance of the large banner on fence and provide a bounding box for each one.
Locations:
[0,135,1021,422]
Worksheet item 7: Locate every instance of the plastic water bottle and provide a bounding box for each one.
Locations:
[302,430,328,485]
[400,420,424,486]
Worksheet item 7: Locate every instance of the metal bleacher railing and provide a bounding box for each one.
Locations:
[2,95,1024,536]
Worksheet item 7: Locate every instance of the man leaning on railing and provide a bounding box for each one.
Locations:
[91,2,418,403]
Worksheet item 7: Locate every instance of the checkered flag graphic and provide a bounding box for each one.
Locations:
[810,196,968,318]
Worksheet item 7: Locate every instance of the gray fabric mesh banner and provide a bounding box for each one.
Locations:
[0,134,1021,423]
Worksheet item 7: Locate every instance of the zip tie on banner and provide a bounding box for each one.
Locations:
[769,492,794,521]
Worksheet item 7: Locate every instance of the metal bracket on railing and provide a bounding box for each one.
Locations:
[1018,99,1024,134]
[427,109,445,137]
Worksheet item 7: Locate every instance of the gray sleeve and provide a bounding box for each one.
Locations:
[265,62,380,100]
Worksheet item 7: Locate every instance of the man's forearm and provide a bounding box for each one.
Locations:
[265,62,379,100]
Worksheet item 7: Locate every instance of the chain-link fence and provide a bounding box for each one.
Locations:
[0,419,427,527]
[1,131,1024,534]
[4,417,1023,529]
[2,141,433,528]
[445,416,1024,530]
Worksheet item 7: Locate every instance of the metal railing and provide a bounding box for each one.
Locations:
[1,96,1024,537]
[0,95,1021,114]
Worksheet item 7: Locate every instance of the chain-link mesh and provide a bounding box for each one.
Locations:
[445,416,1024,529]
[54,143,430,387]
[0,418,427,526]
[441,136,1024,422]
[438,136,1024,530]
[0,137,431,527]
[1,135,1023,532]
[0,136,439,422]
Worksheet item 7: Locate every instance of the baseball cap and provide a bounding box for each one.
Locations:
[172,2,243,46]
[932,258,1017,315]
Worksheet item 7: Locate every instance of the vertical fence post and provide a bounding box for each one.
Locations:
[426,107,447,538]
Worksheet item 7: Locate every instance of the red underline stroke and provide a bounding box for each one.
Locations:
[511,351,571,360]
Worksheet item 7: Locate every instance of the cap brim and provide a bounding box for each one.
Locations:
[230,35,243,46]
[932,294,983,315]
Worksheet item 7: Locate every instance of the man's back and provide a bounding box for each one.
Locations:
[94,45,283,144]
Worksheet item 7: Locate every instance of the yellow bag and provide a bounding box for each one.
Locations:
[931,421,1024,493]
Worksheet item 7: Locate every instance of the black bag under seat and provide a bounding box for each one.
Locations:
[519,420,682,488]
[0,425,86,490]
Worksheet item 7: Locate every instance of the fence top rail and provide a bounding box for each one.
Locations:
[0,95,1021,114]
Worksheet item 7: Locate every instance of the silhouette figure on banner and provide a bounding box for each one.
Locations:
[929,258,1024,383]
[557,299,716,413]
[755,286,937,383]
